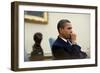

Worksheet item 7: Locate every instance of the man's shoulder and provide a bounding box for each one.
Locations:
[52,38,63,47]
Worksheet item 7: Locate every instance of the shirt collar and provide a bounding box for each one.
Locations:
[59,36,72,45]
[59,36,68,43]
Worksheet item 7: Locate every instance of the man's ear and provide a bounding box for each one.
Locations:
[59,28,63,33]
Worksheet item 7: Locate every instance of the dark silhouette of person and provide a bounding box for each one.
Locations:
[52,19,87,60]
[30,32,44,61]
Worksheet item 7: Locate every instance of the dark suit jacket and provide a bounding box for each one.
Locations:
[51,37,87,60]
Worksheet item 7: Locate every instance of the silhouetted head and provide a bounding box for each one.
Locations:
[33,32,43,43]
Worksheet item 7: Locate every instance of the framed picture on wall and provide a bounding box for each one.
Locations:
[11,1,97,71]
[24,11,48,24]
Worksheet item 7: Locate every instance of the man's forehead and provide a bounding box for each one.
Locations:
[64,22,72,27]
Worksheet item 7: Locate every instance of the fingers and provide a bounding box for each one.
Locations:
[70,31,77,42]
[71,31,76,36]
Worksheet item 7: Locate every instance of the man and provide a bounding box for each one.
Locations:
[52,19,87,60]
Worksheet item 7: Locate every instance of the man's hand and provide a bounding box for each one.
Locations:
[70,32,77,44]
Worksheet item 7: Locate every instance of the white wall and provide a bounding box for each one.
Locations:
[25,12,90,56]
[0,0,100,73]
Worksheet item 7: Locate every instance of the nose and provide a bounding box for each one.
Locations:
[70,29,72,33]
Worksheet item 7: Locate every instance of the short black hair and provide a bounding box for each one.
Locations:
[57,19,71,32]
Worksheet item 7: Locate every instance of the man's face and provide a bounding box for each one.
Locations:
[59,22,72,39]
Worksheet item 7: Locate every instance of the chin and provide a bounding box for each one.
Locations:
[67,35,70,38]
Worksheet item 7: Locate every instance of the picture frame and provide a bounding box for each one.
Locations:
[11,1,97,71]
[24,11,48,24]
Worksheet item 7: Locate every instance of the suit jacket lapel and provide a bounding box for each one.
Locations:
[57,37,72,48]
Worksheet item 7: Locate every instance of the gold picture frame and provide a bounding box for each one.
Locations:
[24,11,48,24]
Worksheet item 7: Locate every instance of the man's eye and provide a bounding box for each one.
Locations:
[67,27,72,29]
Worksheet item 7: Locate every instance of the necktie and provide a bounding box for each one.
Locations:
[67,40,72,45]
